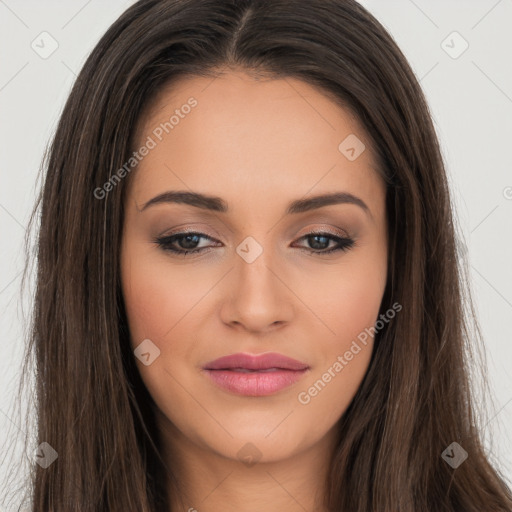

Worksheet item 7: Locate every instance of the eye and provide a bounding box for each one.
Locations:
[154,230,355,257]
[154,232,219,256]
[293,231,355,254]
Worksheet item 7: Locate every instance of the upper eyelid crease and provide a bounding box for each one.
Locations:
[139,190,373,220]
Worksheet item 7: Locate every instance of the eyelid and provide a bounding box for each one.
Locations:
[158,224,221,240]
[296,225,350,238]
[288,222,354,247]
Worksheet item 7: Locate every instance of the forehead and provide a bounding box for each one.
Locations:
[129,70,384,216]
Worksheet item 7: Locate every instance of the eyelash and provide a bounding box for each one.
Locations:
[153,231,355,257]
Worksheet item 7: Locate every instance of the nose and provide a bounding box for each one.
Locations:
[219,245,294,334]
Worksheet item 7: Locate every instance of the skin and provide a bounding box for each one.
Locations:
[120,69,388,512]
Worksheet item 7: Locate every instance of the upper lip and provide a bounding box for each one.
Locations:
[203,352,309,371]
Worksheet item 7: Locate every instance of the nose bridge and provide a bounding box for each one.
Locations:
[235,234,282,304]
[236,235,276,287]
[220,234,293,331]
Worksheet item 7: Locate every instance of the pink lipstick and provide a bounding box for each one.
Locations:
[202,352,310,396]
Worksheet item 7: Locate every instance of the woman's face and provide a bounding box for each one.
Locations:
[121,70,388,464]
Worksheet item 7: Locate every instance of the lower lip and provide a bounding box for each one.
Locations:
[203,368,309,396]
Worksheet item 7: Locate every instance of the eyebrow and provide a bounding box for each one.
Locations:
[140,190,372,218]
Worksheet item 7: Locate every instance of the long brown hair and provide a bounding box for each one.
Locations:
[3,0,511,510]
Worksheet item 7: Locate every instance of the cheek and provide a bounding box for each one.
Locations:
[121,247,208,345]
[296,254,386,415]
[304,253,387,343]
[120,247,206,420]
[294,285,380,425]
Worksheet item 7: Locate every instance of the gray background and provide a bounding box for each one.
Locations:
[1,0,511,508]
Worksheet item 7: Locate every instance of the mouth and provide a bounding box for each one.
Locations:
[202,352,310,396]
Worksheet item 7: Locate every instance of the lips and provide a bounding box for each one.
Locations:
[202,352,310,396]
[203,352,309,371]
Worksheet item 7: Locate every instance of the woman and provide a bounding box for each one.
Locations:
[9,0,512,510]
